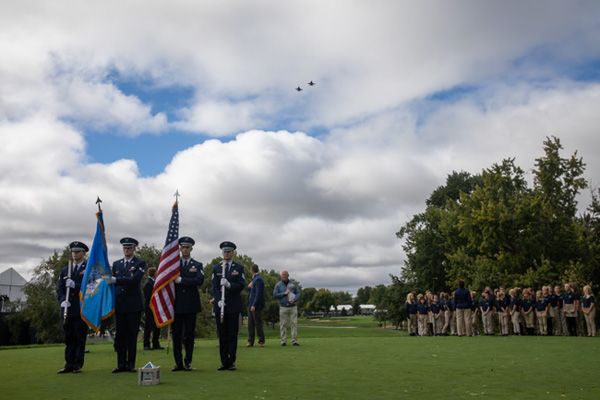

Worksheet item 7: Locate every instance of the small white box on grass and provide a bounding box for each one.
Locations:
[138,362,160,386]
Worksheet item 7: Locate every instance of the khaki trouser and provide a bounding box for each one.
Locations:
[536,311,548,335]
[481,312,494,335]
[408,314,417,335]
[433,313,443,335]
[499,313,510,335]
[417,314,429,336]
[279,306,298,344]
[584,309,596,337]
[442,310,453,334]
[523,311,535,328]
[510,311,521,334]
[558,309,568,335]
[456,308,472,336]
[471,310,479,335]
[450,311,457,335]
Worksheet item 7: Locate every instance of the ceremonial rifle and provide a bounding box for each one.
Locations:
[220,260,226,323]
[62,253,74,321]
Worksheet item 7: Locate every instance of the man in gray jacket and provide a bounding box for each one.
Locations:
[273,271,301,346]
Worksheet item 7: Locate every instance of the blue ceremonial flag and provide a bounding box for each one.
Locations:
[80,209,115,331]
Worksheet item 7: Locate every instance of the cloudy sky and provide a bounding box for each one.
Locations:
[1,1,600,293]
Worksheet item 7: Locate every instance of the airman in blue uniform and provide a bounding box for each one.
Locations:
[212,241,245,371]
[56,241,89,373]
[171,236,204,371]
[108,237,145,373]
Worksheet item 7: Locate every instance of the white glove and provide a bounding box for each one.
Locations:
[217,300,225,308]
[66,279,75,288]
[175,276,182,284]
[105,276,116,284]
[61,300,71,308]
[220,278,231,288]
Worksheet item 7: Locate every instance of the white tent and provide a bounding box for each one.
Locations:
[0,268,27,312]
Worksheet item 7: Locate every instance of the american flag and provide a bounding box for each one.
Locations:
[150,202,180,327]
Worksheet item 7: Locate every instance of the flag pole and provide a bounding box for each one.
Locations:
[165,190,180,355]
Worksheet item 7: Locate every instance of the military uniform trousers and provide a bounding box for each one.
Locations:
[172,312,197,367]
[63,313,88,370]
[216,312,240,368]
[115,311,141,370]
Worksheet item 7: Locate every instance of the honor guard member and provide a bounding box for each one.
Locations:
[171,236,204,371]
[143,267,162,350]
[211,241,245,371]
[106,237,146,373]
[57,241,89,373]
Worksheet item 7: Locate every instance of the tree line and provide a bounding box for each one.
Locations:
[395,136,599,301]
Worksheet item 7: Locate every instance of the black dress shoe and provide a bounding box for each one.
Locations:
[128,368,137,373]
[172,365,185,372]
[58,367,73,374]
[228,364,236,371]
[217,365,228,371]
[292,342,300,346]
[184,364,192,371]
[72,368,82,373]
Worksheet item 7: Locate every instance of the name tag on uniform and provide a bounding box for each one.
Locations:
[129,267,136,272]
[190,267,197,272]
[231,270,239,276]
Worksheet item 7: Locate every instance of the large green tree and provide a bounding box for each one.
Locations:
[23,249,70,343]
[397,137,594,292]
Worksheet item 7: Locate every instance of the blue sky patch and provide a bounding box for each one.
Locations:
[108,71,196,121]
[85,131,205,177]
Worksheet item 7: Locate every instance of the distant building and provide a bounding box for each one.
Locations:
[359,304,376,315]
[329,304,353,316]
[0,268,27,312]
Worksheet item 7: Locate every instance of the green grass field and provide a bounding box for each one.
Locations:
[1,317,598,399]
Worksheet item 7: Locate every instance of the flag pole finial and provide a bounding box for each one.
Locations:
[174,190,180,204]
[96,196,102,211]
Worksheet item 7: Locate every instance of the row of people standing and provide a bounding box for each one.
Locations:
[405,280,596,337]
[57,237,302,374]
